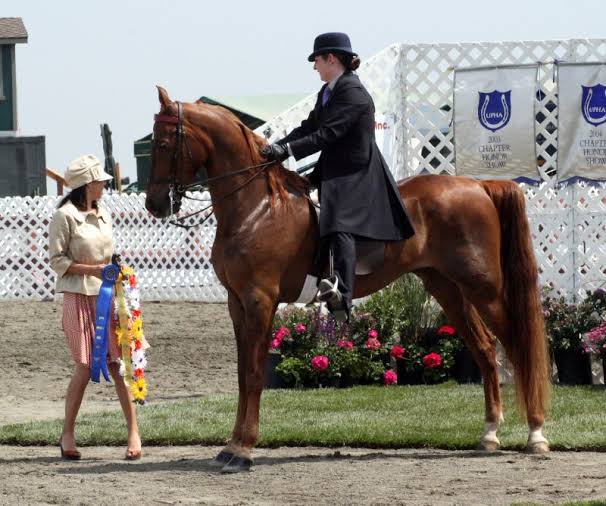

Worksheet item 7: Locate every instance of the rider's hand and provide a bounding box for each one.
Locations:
[260,143,288,161]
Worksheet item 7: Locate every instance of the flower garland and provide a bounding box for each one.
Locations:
[113,265,148,404]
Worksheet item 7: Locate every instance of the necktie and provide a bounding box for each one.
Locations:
[322,86,331,107]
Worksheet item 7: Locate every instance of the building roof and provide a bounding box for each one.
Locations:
[212,93,308,122]
[0,18,28,44]
[135,93,308,148]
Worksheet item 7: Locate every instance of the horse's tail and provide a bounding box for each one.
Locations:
[482,180,551,420]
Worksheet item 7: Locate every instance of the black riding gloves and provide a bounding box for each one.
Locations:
[260,143,289,161]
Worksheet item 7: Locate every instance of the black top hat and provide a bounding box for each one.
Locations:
[307,32,356,62]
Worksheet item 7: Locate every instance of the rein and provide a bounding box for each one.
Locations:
[152,102,274,229]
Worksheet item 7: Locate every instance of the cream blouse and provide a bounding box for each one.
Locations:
[48,201,114,295]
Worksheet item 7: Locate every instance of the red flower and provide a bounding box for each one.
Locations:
[132,309,141,318]
[437,325,456,336]
[134,368,144,378]
[274,327,291,340]
[367,329,379,339]
[383,369,398,385]
[366,337,381,350]
[311,355,329,370]
[295,323,306,333]
[337,339,354,350]
[422,352,443,369]
[270,337,282,349]
[129,274,137,288]
[134,340,143,350]
[390,345,405,359]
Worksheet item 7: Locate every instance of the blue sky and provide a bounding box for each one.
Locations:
[6,0,606,190]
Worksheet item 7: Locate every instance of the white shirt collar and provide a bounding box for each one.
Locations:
[327,71,344,90]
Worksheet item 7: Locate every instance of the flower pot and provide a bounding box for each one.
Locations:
[265,353,285,389]
[396,360,423,385]
[554,349,592,385]
[453,347,482,384]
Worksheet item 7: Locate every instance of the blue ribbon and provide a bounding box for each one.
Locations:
[91,264,120,383]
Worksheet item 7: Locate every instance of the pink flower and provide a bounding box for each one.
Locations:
[422,352,443,369]
[270,337,282,349]
[295,323,306,333]
[383,369,398,385]
[366,337,381,350]
[437,325,456,336]
[390,345,405,359]
[367,329,379,339]
[311,355,329,370]
[274,327,291,341]
[337,339,354,350]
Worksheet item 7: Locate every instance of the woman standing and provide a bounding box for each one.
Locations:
[49,154,142,460]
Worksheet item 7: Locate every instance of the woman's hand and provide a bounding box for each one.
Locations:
[88,264,108,279]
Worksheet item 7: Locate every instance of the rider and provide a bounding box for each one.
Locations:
[261,32,414,322]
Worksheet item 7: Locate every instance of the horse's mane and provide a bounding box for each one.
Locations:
[195,102,311,209]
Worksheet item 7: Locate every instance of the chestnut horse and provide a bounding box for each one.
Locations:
[146,87,551,473]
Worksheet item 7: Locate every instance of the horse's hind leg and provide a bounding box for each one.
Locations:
[462,284,550,454]
[416,268,504,451]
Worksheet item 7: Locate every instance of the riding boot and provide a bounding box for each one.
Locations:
[317,232,355,322]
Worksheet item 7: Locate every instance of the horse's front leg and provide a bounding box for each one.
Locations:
[210,290,247,467]
[220,287,276,473]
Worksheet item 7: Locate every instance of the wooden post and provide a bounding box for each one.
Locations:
[46,168,66,195]
[114,162,122,193]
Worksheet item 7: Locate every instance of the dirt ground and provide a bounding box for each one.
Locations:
[1,301,606,506]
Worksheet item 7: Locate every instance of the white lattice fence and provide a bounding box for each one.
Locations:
[261,38,606,298]
[4,39,606,301]
[0,192,225,301]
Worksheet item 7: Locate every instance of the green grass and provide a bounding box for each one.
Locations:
[1,384,606,449]
[513,501,606,506]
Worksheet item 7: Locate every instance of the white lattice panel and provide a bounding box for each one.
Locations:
[260,38,606,298]
[0,192,225,301]
[3,39,606,301]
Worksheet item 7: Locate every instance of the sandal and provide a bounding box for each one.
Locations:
[59,438,81,461]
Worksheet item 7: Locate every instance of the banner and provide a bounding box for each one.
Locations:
[557,62,606,182]
[374,113,398,178]
[454,65,539,181]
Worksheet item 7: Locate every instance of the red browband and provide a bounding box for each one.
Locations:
[154,114,179,124]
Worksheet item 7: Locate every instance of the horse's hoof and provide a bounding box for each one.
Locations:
[208,450,234,468]
[220,455,253,474]
[526,441,550,454]
[477,440,501,452]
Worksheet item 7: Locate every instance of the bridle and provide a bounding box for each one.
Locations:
[151,101,274,229]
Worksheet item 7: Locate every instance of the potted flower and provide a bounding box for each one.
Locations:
[581,288,606,380]
[582,322,606,379]
[269,306,398,389]
[394,326,460,385]
[542,288,606,385]
[440,325,482,384]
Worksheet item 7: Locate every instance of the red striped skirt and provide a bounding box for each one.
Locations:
[62,292,120,367]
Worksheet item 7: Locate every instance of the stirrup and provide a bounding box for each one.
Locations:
[317,276,342,306]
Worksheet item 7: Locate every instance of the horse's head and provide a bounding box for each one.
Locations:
[145,86,210,218]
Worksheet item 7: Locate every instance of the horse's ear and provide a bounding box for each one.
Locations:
[156,86,172,111]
